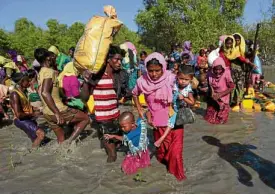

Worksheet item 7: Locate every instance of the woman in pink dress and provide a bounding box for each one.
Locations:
[132,52,186,181]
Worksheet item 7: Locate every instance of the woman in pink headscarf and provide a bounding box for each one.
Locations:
[132,52,186,181]
[204,57,235,124]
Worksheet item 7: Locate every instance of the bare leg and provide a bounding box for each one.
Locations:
[104,141,117,163]
[67,111,90,143]
[52,127,65,144]
[32,129,45,148]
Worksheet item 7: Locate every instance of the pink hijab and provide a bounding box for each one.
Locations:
[208,57,232,104]
[137,52,174,103]
[125,42,137,55]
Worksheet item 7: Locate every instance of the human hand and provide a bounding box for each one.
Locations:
[104,134,115,140]
[55,112,65,125]
[178,94,185,100]
[154,139,163,148]
[212,93,220,101]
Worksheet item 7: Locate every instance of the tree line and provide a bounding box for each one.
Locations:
[0,0,274,65]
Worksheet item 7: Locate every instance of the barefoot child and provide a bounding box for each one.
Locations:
[154,65,195,147]
[104,111,150,175]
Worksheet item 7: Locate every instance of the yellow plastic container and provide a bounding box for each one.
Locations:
[132,94,147,107]
[242,99,254,109]
[87,95,95,114]
[265,101,275,112]
[232,105,240,112]
[253,103,262,112]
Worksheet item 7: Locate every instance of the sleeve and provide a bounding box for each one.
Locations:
[225,72,235,88]
[132,79,142,96]
[238,56,247,63]
[42,69,55,80]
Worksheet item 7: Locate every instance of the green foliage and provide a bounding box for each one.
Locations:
[113,26,152,54]
[0,18,149,62]
[136,0,246,52]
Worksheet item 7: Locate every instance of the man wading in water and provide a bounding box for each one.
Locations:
[81,45,128,163]
[35,48,89,145]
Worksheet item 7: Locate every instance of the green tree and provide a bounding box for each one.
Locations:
[136,0,246,52]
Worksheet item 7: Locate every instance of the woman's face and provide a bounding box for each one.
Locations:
[147,63,163,81]
[225,39,233,49]
[213,65,224,76]
[235,38,241,46]
[20,76,30,89]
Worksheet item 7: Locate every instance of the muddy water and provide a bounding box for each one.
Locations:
[0,106,275,193]
[262,66,275,83]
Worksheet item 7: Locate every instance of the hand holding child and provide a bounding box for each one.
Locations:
[104,134,116,140]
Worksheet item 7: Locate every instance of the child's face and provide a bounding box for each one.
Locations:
[177,73,192,88]
[119,120,135,133]
[200,78,207,86]
[213,65,224,76]
[173,63,179,71]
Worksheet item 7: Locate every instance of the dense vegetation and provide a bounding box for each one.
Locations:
[0,0,274,64]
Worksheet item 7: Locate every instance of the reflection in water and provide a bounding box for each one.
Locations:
[202,136,275,189]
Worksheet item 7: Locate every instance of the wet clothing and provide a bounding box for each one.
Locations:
[14,119,38,142]
[39,67,68,115]
[154,127,186,181]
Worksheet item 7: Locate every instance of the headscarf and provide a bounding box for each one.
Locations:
[48,45,60,56]
[125,41,137,55]
[137,52,174,103]
[0,56,11,65]
[4,61,20,72]
[181,41,194,61]
[222,35,240,60]
[7,50,17,63]
[218,35,227,47]
[233,33,246,57]
[32,59,40,68]
[120,43,130,64]
[208,57,232,104]
[58,62,78,88]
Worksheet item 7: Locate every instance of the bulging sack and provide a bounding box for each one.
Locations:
[73,5,123,74]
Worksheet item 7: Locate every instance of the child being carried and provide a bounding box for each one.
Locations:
[154,66,195,147]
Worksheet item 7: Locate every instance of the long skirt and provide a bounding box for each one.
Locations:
[204,99,230,124]
[121,149,150,175]
[231,64,245,105]
[154,127,186,181]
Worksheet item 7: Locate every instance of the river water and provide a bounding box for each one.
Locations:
[0,105,275,193]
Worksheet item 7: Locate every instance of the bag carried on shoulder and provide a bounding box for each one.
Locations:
[175,107,196,126]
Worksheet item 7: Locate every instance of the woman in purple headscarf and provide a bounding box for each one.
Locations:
[7,50,18,63]
[181,41,195,61]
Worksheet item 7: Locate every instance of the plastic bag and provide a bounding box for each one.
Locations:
[73,5,123,74]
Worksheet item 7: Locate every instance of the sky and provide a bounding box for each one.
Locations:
[0,0,273,32]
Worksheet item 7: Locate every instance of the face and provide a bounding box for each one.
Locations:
[182,58,189,65]
[213,65,224,76]
[47,53,57,68]
[147,63,163,81]
[177,73,192,88]
[235,38,241,46]
[119,120,135,133]
[225,39,233,49]
[20,76,30,89]
[109,54,122,71]
[140,54,147,61]
[69,50,74,58]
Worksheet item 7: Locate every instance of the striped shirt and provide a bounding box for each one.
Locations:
[93,73,120,121]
